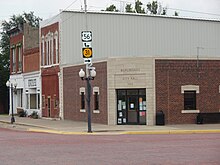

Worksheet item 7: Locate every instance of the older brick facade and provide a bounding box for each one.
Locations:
[41,66,60,118]
[156,60,220,124]
[63,62,108,124]
[40,22,60,118]
[23,23,39,73]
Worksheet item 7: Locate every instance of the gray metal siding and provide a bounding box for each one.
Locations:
[60,11,220,66]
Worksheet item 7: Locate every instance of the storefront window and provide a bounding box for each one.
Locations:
[30,94,37,109]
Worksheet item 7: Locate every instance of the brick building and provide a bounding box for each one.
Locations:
[7,23,41,116]
[40,21,60,118]
[40,11,220,125]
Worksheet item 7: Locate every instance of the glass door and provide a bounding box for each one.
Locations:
[117,89,146,125]
[127,90,138,124]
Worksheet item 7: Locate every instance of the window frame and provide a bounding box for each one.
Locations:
[184,91,196,110]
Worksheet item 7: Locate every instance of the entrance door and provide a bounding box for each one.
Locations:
[117,89,146,125]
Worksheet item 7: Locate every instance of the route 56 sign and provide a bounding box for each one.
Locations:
[81,31,92,42]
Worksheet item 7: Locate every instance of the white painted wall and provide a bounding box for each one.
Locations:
[58,11,220,66]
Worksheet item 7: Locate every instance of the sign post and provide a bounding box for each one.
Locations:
[82,31,92,64]
[80,30,95,133]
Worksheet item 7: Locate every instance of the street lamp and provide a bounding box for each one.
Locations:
[79,65,96,133]
[6,80,17,124]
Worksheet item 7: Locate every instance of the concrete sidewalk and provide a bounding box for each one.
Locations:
[0,115,220,135]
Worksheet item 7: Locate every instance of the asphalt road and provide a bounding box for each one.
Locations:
[0,127,220,165]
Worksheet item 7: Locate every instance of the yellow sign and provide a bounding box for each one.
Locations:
[82,48,92,58]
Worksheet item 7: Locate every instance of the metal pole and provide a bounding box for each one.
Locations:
[11,84,15,124]
[87,76,92,133]
[84,0,88,30]
[86,64,92,133]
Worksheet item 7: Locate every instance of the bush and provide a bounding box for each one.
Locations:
[18,110,27,117]
[30,111,39,119]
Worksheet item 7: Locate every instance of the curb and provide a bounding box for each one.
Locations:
[28,128,220,135]
[1,120,220,135]
[122,129,220,135]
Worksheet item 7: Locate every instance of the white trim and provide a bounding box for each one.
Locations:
[79,87,85,95]
[93,110,100,114]
[181,110,200,113]
[181,85,199,93]
[93,86,99,95]
[80,109,86,113]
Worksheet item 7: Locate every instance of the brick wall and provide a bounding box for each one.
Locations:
[155,60,220,124]
[23,48,39,73]
[10,33,23,74]
[24,23,39,49]
[63,62,108,124]
[42,66,60,118]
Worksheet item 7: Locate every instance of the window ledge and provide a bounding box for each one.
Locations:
[80,109,86,113]
[93,110,100,114]
[181,110,200,114]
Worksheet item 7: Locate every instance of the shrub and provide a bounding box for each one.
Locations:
[18,110,27,117]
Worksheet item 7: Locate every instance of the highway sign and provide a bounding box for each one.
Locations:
[82,48,92,58]
[84,58,92,64]
[82,42,92,48]
[81,31,92,42]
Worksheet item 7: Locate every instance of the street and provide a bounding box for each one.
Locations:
[0,127,220,165]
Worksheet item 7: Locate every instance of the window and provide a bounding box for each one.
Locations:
[17,89,23,107]
[18,46,22,72]
[12,48,16,72]
[41,36,45,66]
[54,95,58,109]
[37,93,40,109]
[41,31,59,66]
[94,92,99,110]
[30,94,37,109]
[184,91,196,110]
[42,95,45,108]
[81,92,85,110]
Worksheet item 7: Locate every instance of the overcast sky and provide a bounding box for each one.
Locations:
[0,0,220,21]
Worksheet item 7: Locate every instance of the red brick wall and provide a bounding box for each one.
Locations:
[42,66,60,118]
[156,60,220,124]
[23,48,39,73]
[63,62,108,124]
[10,33,23,74]
[41,22,59,65]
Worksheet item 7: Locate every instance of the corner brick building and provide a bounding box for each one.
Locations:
[39,11,220,125]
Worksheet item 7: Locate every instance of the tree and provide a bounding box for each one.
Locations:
[135,0,145,13]
[0,12,41,113]
[105,4,119,12]
[174,11,179,16]
[146,1,168,15]
[125,4,135,13]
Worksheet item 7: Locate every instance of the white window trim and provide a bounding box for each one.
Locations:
[93,86,100,95]
[51,33,54,65]
[181,85,199,111]
[54,31,58,64]
[181,110,200,113]
[181,85,199,94]
[93,110,100,114]
[41,35,45,66]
